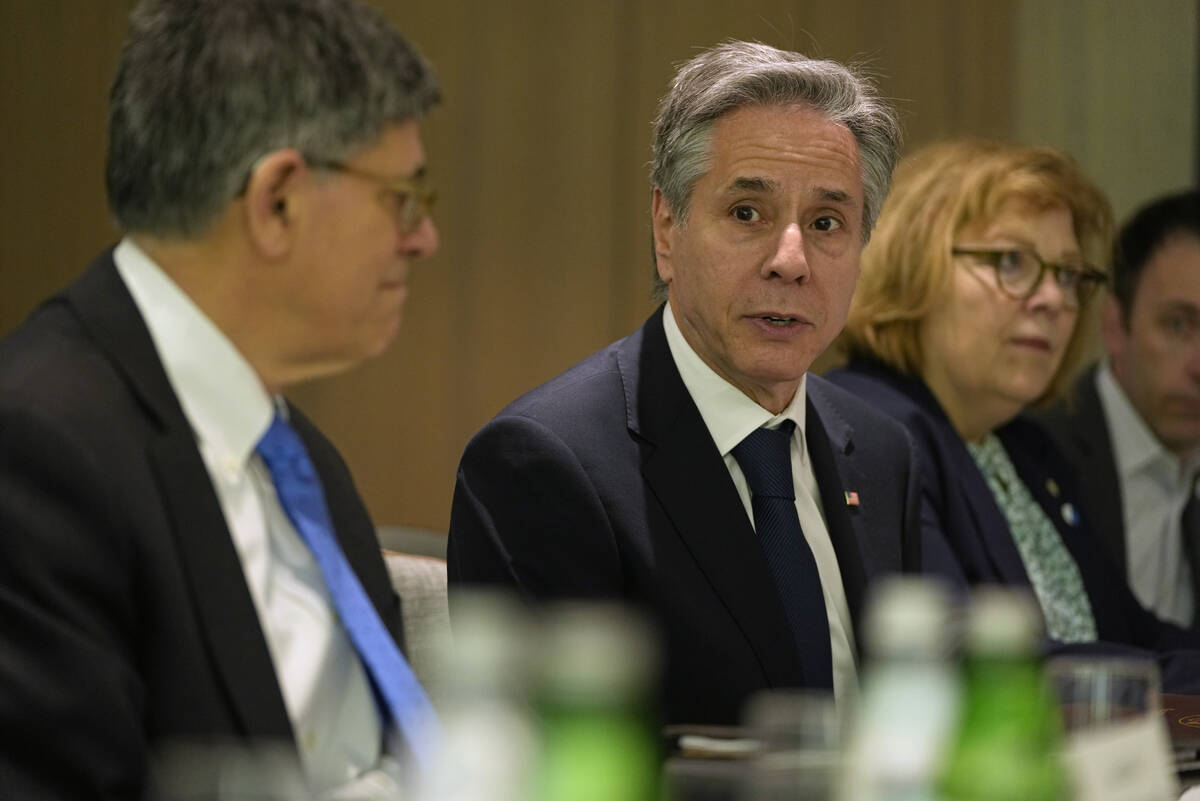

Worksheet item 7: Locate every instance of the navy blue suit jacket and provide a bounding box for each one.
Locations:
[448,308,923,725]
[0,251,403,800]
[1034,365,1128,575]
[825,360,1200,690]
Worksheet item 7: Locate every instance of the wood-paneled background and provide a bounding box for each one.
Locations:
[1,0,1195,534]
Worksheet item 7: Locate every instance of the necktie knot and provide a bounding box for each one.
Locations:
[257,415,313,477]
[732,420,796,500]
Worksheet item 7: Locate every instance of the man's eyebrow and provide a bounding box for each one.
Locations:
[814,187,853,205]
[726,176,778,194]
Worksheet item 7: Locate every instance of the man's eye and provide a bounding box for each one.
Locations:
[1162,314,1195,339]
[731,205,760,222]
[812,216,842,232]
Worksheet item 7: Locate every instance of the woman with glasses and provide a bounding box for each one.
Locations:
[826,140,1200,683]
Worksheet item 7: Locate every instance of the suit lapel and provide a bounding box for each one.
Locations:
[150,434,293,737]
[803,384,869,630]
[622,309,803,686]
[880,367,1035,586]
[66,253,293,738]
[1070,368,1127,572]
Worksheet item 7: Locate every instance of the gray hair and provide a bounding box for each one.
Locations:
[106,0,440,237]
[650,41,902,299]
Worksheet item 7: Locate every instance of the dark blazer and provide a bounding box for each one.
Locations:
[0,251,403,800]
[1034,365,1127,574]
[447,307,923,726]
[824,360,1200,690]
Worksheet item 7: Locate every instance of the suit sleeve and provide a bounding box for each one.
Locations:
[447,414,625,601]
[0,408,147,801]
[894,417,970,591]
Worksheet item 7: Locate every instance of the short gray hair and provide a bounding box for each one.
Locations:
[106,0,440,237]
[650,41,902,298]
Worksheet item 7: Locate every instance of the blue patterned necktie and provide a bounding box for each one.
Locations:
[256,413,439,769]
[731,421,833,689]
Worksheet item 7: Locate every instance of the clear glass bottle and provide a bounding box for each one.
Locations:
[837,576,959,801]
[413,590,538,801]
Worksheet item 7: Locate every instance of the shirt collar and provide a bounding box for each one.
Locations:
[663,301,807,457]
[113,237,275,468]
[1096,359,1199,480]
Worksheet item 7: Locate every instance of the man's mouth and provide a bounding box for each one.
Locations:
[761,315,798,326]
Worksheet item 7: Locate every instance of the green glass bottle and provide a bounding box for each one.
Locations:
[531,602,661,801]
[938,587,1068,801]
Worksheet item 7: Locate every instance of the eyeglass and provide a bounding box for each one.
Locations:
[305,156,436,235]
[951,246,1107,309]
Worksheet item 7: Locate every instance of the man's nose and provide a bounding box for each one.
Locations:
[762,222,809,282]
[401,214,439,260]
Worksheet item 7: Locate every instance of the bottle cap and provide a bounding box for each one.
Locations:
[863,576,953,660]
[537,601,657,703]
[964,586,1043,655]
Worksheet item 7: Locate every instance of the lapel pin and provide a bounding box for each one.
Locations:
[1061,502,1078,526]
[1046,478,1060,497]
[844,491,860,507]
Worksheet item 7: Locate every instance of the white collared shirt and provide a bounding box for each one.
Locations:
[663,303,858,705]
[114,239,388,796]
[1096,361,1200,626]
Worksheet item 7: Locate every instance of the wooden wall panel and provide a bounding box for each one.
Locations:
[0,1,138,324]
[10,0,1180,535]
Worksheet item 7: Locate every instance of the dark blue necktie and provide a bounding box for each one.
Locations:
[256,413,439,769]
[731,421,833,689]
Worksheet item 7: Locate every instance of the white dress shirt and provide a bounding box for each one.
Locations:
[663,303,858,705]
[1096,361,1200,626]
[114,239,392,797]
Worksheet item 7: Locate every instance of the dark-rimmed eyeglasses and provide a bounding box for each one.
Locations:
[952,246,1107,309]
[305,156,435,235]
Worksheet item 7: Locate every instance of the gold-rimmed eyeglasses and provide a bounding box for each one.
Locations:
[952,246,1107,309]
[305,156,435,235]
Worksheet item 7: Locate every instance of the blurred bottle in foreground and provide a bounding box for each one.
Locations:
[413,590,538,801]
[531,602,660,801]
[938,587,1067,801]
[739,688,842,801]
[837,577,959,801]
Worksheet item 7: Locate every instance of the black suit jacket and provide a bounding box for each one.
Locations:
[825,360,1200,691]
[0,251,403,800]
[447,308,922,726]
[1034,365,1127,574]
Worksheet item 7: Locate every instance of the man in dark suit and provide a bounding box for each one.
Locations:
[0,2,442,798]
[448,42,920,726]
[1038,190,1200,628]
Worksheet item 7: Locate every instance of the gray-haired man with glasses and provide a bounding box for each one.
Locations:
[0,1,442,798]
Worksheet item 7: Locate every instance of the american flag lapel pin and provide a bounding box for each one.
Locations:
[844,490,860,507]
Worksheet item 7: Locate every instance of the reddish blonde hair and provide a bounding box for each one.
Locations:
[839,139,1114,406]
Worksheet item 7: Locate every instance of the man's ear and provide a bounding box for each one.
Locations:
[242,150,306,260]
[1100,292,1128,366]
[651,187,676,284]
